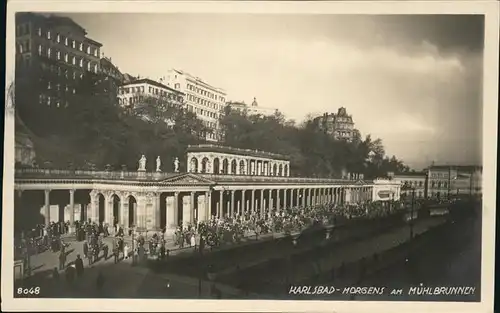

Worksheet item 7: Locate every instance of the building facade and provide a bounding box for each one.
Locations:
[393,172,428,199]
[15,13,102,108]
[164,69,227,142]
[227,98,277,117]
[314,107,357,141]
[117,78,185,108]
[426,165,482,198]
[186,144,291,176]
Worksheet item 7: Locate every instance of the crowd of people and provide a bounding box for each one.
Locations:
[171,200,407,250]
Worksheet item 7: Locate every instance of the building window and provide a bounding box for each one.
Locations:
[37,27,42,36]
[72,40,76,49]
[47,30,51,40]
[56,50,61,60]
[79,42,83,51]
[18,44,23,54]
[93,64,98,73]
[95,48,99,57]
[87,62,92,72]
[64,53,69,63]
[64,37,69,46]
[72,56,76,65]
[56,33,60,43]
[37,44,42,56]
[86,46,91,54]
[47,47,52,58]
[79,58,83,68]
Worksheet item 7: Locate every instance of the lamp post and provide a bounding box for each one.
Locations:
[401,183,415,243]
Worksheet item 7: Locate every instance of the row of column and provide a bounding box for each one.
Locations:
[188,154,290,177]
[36,186,374,232]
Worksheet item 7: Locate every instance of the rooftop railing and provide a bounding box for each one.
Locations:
[187,144,289,160]
[15,168,366,184]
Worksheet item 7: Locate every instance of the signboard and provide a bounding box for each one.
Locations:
[378,191,391,199]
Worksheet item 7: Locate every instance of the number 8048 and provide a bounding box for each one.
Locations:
[17,287,41,296]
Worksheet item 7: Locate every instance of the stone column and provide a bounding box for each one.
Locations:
[219,190,223,218]
[190,192,196,223]
[165,194,175,229]
[181,194,192,226]
[120,196,129,229]
[260,189,265,215]
[205,191,212,219]
[283,188,288,209]
[295,189,299,207]
[251,189,256,214]
[69,189,75,232]
[276,189,281,211]
[105,194,113,226]
[241,190,246,214]
[230,190,235,217]
[198,194,207,222]
[44,189,51,226]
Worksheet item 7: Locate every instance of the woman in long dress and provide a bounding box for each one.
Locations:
[124,244,130,259]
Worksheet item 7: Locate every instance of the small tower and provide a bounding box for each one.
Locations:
[251,97,258,107]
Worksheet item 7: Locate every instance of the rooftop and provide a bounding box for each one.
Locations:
[170,68,226,94]
[428,165,482,172]
[121,78,185,95]
[186,144,290,161]
[394,171,427,177]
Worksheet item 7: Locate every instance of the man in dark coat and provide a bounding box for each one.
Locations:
[103,244,109,260]
[75,254,84,278]
[59,250,66,270]
[113,245,119,264]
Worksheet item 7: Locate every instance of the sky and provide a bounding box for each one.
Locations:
[61,13,484,170]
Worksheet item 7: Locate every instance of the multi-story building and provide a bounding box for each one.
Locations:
[314,107,357,141]
[117,78,185,108]
[393,172,428,199]
[427,165,482,199]
[227,98,277,117]
[164,69,227,142]
[15,13,103,108]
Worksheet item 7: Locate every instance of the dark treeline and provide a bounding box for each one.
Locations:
[15,64,410,178]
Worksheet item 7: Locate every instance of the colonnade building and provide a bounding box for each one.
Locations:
[14,145,398,235]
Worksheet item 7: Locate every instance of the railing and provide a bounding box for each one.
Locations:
[187,144,289,160]
[14,168,178,181]
[198,173,352,184]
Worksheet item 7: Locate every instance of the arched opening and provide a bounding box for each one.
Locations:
[239,160,246,175]
[97,193,105,223]
[278,164,283,176]
[222,158,229,174]
[284,165,289,176]
[273,164,278,176]
[112,194,120,228]
[201,157,209,173]
[128,196,137,227]
[231,160,237,174]
[213,158,220,174]
[190,157,199,173]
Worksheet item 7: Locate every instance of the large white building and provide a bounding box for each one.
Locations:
[117,78,184,108]
[164,69,226,142]
[227,98,277,117]
[392,172,427,199]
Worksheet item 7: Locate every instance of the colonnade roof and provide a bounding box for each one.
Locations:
[15,169,372,187]
[186,144,290,161]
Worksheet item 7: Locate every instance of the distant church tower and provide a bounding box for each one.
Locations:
[251,97,258,107]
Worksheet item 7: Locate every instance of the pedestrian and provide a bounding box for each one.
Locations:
[83,241,89,259]
[124,244,130,259]
[52,267,59,280]
[113,245,119,264]
[103,244,109,260]
[59,250,66,270]
[75,254,84,278]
